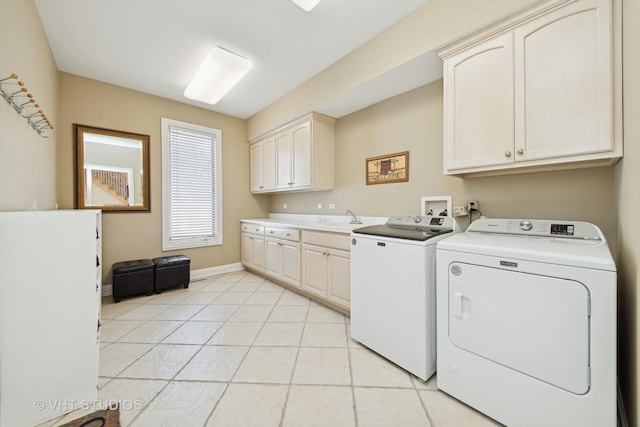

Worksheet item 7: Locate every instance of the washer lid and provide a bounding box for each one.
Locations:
[438,219,615,271]
[353,215,457,241]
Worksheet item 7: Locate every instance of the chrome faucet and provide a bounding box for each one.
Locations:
[345,209,362,224]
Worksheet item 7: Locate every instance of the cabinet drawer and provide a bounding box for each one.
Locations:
[302,230,350,251]
[241,223,264,235]
[265,227,300,241]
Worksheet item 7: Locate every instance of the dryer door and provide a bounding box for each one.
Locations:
[448,262,590,394]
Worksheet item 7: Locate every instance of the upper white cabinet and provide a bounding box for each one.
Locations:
[442,32,515,171]
[249,112,335,193]
[250,136,276,192]
[438,0,622,176]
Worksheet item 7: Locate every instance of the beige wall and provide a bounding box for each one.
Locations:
[0,0,58,212]
[57,73,270,284]
[270,80,617,245]
[616,0,640,425]
[247,0,536,139]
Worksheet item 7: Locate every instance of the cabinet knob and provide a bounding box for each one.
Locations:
[517,148,524,155]
[505,151,512,158]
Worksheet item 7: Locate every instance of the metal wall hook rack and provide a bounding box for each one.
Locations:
[0,73,53,138]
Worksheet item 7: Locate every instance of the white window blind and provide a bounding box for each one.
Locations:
[162,118,222,250]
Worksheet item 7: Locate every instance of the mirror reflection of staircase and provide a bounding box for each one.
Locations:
[90,169,129,206]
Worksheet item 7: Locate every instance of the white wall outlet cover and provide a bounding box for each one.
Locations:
[453,205,469,216]
[317,203,324,209]
[283,203,288,209]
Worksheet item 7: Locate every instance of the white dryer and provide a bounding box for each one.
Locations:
[436,218,616,427]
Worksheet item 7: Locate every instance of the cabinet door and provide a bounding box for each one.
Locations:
[302,244,328,297]
[252,235,266,271]
[276,131,293,189]
[327,248,350,308]
[241,233,253,266]
[282,240,301,287]
[265,238,282,277]
[250,142,264,192]
[514,0,612,162]
[262,136,277,191]
[443,32,514,172]
[291,121,312,188]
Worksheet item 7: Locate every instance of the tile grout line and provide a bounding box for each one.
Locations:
[278,294,311,427]
[159,273,256,427]
[416,385,437,427]
[99,271,444,426]
[346,322,359,427]
[124,272,253,427]
[100,274,236,427]
[202,276,283,427]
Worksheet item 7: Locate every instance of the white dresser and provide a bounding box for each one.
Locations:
[0,210,102,427]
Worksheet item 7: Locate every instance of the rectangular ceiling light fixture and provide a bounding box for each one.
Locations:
[184,47,253,105]
[290,0,321,11]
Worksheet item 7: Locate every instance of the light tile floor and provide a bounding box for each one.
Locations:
[40,270,502,427]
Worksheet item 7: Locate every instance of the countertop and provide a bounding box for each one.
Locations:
[240,213,387,234]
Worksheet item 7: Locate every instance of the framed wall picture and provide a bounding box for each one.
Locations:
[366,151,409,185]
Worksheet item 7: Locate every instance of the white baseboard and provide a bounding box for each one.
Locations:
[190,262,244,281]
[102,284,112,297]
[101,262,245,297]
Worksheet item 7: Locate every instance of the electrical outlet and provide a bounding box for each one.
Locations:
[283,203,288,209]
[467,200,479,211]
[328,203,336,210]
[317,203,324,209]
[453,205,469,216]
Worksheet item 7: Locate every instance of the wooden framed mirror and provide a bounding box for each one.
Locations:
[74,124,150,212]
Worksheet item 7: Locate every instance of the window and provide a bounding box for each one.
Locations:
[161,118,222,250]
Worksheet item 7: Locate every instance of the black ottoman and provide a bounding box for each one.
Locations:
[153,255,190,293]
[112,259,155,303]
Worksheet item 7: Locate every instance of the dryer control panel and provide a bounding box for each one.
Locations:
[467,219,603,241]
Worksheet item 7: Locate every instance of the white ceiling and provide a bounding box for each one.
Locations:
[34,0,436,120]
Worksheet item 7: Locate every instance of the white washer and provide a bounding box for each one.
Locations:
[436,218,616,427]
[351,215,460,381]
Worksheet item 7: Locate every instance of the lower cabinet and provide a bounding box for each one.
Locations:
[240,222,351,312]
[265,228,301,288]
[327,248,351,308]
[241,224,265,272]
[301,230,351,311]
